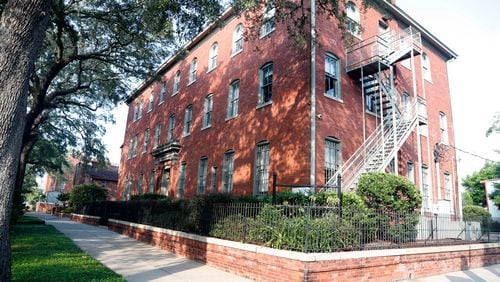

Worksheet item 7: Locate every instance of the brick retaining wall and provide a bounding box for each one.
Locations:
[107,219,500,281]
[70,213,100,225]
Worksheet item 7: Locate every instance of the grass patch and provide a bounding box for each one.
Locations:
[11,218,124,282]
[16,216,45,225]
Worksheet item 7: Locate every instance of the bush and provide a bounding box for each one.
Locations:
[130,193,168,200]
[69,184,107,208]
[462,205,491,220]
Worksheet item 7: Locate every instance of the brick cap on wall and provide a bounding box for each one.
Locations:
[71,213,100,220]
[108,218,500,262]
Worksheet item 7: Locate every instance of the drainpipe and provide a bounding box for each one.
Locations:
[310,0,316,189]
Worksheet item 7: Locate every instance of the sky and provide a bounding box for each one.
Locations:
[102,0,500,188]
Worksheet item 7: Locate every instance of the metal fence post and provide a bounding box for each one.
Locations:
[337,175,342,217]
[272,172,277,205]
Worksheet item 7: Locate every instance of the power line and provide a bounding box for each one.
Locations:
[445,143,499,163]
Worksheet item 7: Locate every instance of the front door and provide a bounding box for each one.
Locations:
[160,168,170,196]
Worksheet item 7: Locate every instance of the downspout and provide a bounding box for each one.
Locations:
[310,0,317,189]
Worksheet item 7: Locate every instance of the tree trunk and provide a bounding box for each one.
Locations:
[0,1,50,281]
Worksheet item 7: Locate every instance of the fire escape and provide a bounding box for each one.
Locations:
[324,27,422,192]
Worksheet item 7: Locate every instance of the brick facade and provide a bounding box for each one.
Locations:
[118,1,459,215]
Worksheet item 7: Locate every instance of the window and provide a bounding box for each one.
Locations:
[178,162,187,198]
[154,123,161,148]
[183,105,193,136]
[148,93,154,112]
[148,172,155,193]
[440,112,448,144]
[173,71,180,95]
[222,150,235,193]
[159,82,166,104]
[259,63,273,105]
[189,58,197,84]
[128,139,133,159]
[202,95,213,128]
[407,161,415,184]
[208,43,218,71]
[325,53,340,99]
[402,92,410,110]
[138,102,143,119]
[210,166,217,193]
[133,104,139,121]
[366,93,378,114]
[444,172,452,200]
[232,24,244,54]
[132,135,138,157]
[167,114,175,142]
[254,141,270,195]
[388,158,395,174]
[227,80,240,118]
[160,168,170,196]
[422,53,432,82]
[137,173,143,195]
[324,137,341,184]
[197,157,208,194]
[421,166,430,210]
[143,128,149,153]
[260,1,276,37]
[346,1,360,36]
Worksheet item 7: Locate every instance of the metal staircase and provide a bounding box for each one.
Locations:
[323,27,422,192]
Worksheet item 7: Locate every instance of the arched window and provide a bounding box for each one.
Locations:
[147,92,154,112]
[325,53,340,99]
[189,58,197,84]
[232,24,244,54]
[173,70,180,95]
[346,1,360,36]
[167,114,175,142]
[197,156,208,194]
[324,137,341,184]
[208,43,218,71]
[227,80,239,118]
[258,63,273,105]
[222,150,235,193]
[260,1,276,37]
[254,140,270,195]
[202,94,213,128]
[183,105,193,136]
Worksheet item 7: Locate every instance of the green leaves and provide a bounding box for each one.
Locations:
[462,162,500,207]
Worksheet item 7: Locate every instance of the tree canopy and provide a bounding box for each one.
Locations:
[462,162,500,207]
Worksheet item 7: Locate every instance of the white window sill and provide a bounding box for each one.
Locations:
[183,133,191,138]
[366,110,381,118]
[201,125,211,131]
[230,49,243,58]
[187,80,196,86]
[324,94,343,103]
[225,114,238,121]
[256,101,272,109]
[158,101,165,105]
[207,66,217,73]
[259,28,275,39]
[172,92,179,97]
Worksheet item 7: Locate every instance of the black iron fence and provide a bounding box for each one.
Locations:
[209,203,500,253]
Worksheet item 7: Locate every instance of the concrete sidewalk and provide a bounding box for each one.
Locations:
[28,212,251,282]
[405,264,500,282]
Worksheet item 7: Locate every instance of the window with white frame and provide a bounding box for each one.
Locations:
[208,43,218,71]
[422,53,432,82]
[439,112,448,144]
[254,141,270,195]
[366,93,378,114]
[227,80,239,118]
[167,114,175,142]
[421,166,430,210]
[173,71,180,95]
[325,53,340,99]
[138,101,143,119]
[183,105,192,136]
[128,139,133,159]
[143,128,149,153]
[160,169,170,196]
[148,93,154,112]
[178,162,186,198]
[444,172,452,200]
[222,150,235,193]
[154,123,161,148]
[258,63,273,105]
[122,177,129,200]
[324,137,341,184]
[189,58,197,84]
[137,173,143,195]
[133,104,139,121]
[260,0,275,37]
[132,135,138,157]
[232,24,243,54]
[197,157,208,194]
[148,172,155,193]
[159,82,166,104]
[346,1,360,36]
[407,161,415,184]
[402,92,410,110]
[210,166,217,193]
[202,95,213,128]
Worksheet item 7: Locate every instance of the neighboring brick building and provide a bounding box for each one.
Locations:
[44,156,119,201]
[118,1,460,215]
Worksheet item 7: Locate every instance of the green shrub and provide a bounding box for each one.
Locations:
[210,214,253,241]
[69,184,107,208]
[462,205,491,220]
[130,193,168,200]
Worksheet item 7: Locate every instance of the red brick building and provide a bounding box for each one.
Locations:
[118,1,460,215]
